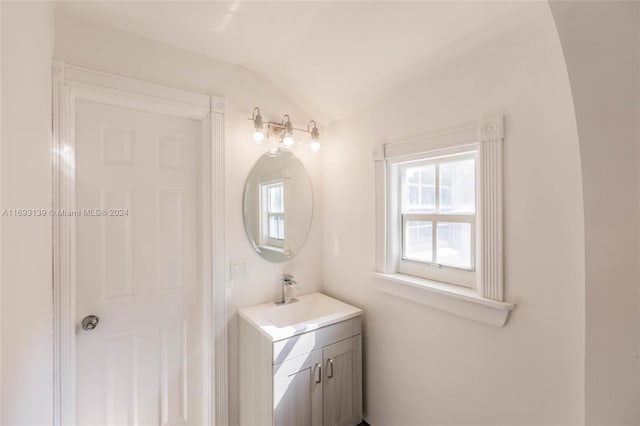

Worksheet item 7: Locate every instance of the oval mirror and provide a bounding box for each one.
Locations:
[243,151,313,262]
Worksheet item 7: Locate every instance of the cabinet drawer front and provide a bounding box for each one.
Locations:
[273,317,362,364]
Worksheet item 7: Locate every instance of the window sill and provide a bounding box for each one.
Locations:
[373,272,516,327]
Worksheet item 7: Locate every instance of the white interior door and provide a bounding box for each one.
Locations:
[74,98,206,426]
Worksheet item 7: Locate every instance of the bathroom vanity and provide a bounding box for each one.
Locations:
[239,292,363,426]
[239,142,363,425]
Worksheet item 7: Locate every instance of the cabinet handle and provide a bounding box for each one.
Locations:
[327,358,334,379]
[314,363,322,384]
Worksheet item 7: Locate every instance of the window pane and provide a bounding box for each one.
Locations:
[277,216,284,240]
[268,184,284,213]
[436,222,472,269]
[269,215,278,239]
[402,165,435,212]
[407,184,419,207]
[269,215,285,240]
[439,158,475,213]
[404,220,433,262]
[406,167,420,184]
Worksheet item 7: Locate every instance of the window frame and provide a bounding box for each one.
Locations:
[391,149,479,288]
[373,116,515,327]
[259,179,285,249]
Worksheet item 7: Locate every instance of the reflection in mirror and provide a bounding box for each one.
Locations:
[243,151,313,262]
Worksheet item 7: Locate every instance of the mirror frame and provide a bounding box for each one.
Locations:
[242,151,314,262]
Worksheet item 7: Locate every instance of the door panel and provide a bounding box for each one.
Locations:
[273,349,323,426]
[323,336,362,426]
[75,99,204,426]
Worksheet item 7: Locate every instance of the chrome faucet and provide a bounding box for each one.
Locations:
[277,274,299,305]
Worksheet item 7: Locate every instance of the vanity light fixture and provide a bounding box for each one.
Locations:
[251,107,266,143]
[281,115,295,149]
[249,107,321,154]
[308,121,321,153]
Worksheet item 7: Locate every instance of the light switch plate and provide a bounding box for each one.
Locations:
[230,258,248,280]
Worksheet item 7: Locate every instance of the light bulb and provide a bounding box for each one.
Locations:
[282,135,295,148]
[307,121,321,154]
[251,107,265,144]
[252,130,265,143]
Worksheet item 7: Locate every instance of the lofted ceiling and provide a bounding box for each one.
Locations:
[56,1,533,123]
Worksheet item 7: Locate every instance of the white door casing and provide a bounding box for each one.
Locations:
[52,63,227,426]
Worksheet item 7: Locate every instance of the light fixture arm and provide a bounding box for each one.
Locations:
[307,120,320,140]
[251,107,263,130]
[248,107,321,153]
[281,115,294,135]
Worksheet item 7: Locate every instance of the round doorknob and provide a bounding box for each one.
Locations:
[81,315,99,331]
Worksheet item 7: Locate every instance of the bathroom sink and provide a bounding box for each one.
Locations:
[238,292,362,342]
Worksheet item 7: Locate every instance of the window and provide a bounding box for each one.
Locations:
[374,117,515,327]
[395,152,477,288]
[260,180,285,248]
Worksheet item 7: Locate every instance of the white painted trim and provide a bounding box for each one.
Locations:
[374,272,514,327]
[211,109,228,426]
[383,123,477,159]
[52,62,227,426]
[374,156,387,273]
[65,83,209,120]
[64,64,224,113]
[477,116,504,301]
[374,116,513,326]
[53,61,77,426]
[0,3,3,422]
[52,60,60,426]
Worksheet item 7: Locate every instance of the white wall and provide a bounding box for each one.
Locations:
[54,11,324,426]
[323,3,585,425]
[550,2,640,424]
[27,4,639,425]
[1,2,54,425]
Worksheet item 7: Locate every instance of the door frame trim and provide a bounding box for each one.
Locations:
[52,62,228,426]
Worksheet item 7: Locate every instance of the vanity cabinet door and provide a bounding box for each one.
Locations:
[322,335,362,426]
[273,349,323,426]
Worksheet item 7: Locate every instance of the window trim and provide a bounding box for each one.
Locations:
[374,116,516,327]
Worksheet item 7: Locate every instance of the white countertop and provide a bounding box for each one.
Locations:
[238,292,363,342]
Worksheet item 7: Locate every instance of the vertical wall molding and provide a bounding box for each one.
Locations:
[52,60,77,426]
[211,108,228,426]
[0,5,3,422]
[478,116,505,301]
[52,60,62,426]
[373,144,387,274]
